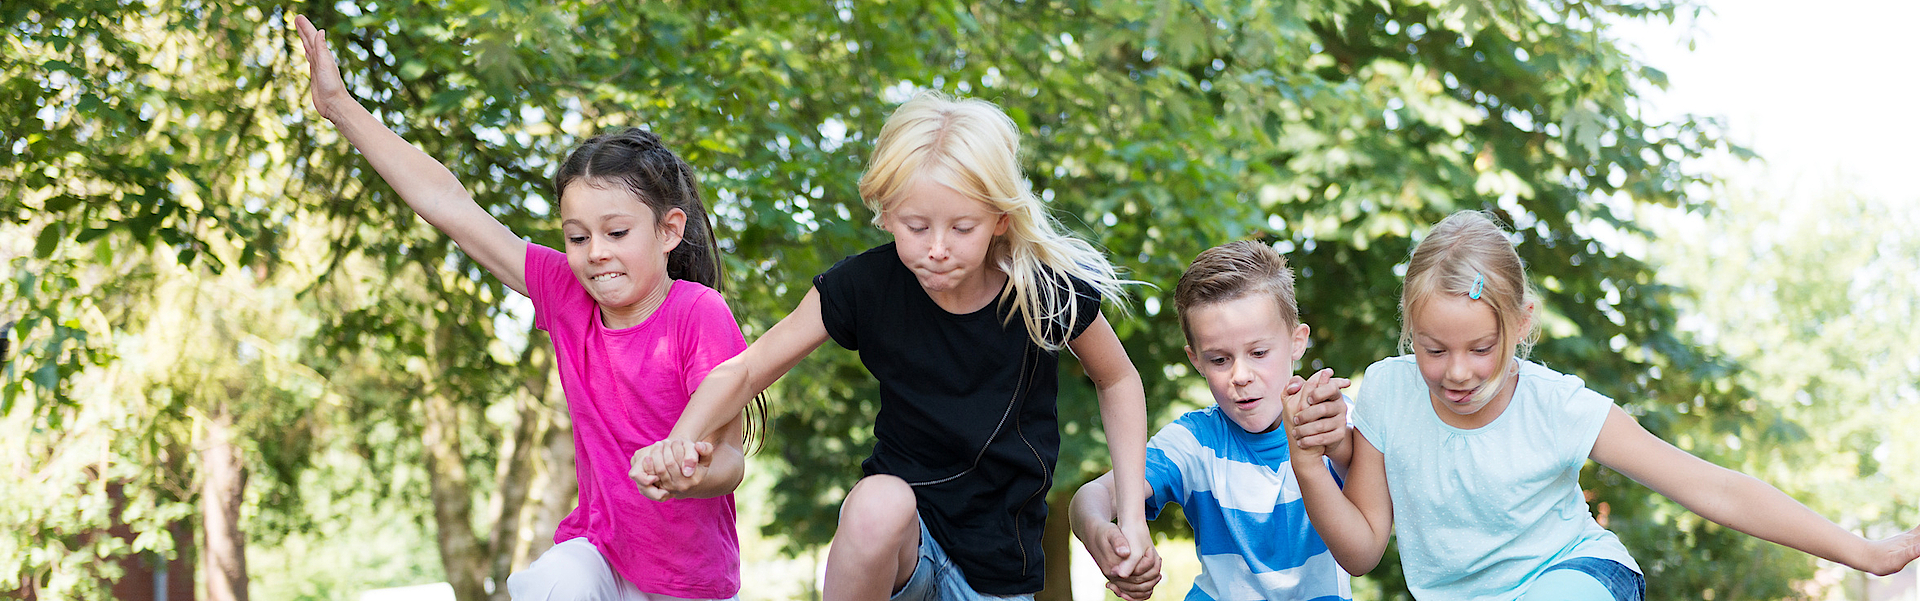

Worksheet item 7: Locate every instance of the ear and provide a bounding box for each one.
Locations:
[1184,344,1202,372]
[993,212,1011,236]
[658,206,687,254]
[1290,322,1311,361]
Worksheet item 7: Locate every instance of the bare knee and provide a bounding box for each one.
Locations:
[835,475,918,556]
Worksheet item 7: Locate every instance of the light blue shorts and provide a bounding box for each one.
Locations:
[889,519,1035,601]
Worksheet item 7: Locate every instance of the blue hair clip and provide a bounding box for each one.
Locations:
[1469,273,1485,300]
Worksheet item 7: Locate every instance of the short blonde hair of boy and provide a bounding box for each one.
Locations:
[858,92,1130,351]
[1173,240,1299,346]
[1400,211,1541,399]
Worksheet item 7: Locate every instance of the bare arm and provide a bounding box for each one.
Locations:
[1069,312,1154,578]
[1289,415,1394,576]
[1592,405,1920,576]
[664,287,829,450]
[295,16,528,295]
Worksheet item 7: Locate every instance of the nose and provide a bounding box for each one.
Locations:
[1231,359,1254,387]
[927,231,950,262]
[1444,356,1472,385]
[588,234,611,262]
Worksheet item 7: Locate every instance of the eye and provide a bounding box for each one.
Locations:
[1424,348,1445,356]
[1471,346,1493,355]
[1208,356,1228,366]
[1250,349,1269,358]
[908,225,928,233]
[567,235,588,244]
[955,226,975,234]
[609,229,628,239]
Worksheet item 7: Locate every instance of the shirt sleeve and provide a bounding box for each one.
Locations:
[1352,358,1404,457]
[1067,275,1103,341]
[1559,377,1616,467]
[812,253,865,351]
[524,243,583,333]
[1141,423,1192,521]
[678,285,750,394]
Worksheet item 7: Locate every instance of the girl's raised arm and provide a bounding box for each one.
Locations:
[1069,312,1154,581]
[1591,405,1920,576]
[294,16,528,295]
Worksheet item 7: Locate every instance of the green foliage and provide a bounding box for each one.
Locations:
[11,0,1880,599]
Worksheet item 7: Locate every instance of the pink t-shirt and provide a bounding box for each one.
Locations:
[524,243,745,598]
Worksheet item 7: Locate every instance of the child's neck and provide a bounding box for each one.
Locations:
[924,267,1008,315]
[600,278,674,330]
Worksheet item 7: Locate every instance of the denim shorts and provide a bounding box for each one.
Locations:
[889,518,1035,601]
[1531,557,1644,601]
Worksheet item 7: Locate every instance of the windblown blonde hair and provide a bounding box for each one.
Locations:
[1400,211,1540,403]
[858,92,1130,351]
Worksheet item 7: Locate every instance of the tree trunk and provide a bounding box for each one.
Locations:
[1037,487,1076,601]
[423,386,489,601]
[486,330,551,601]
[526,401,577,564]
[201,401,249,601]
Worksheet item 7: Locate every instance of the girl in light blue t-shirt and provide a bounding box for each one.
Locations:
[1283,211,1919,601]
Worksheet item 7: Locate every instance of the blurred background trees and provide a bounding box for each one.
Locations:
[4,0,1913,599]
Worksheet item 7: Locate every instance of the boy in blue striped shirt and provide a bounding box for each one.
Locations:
[1072,240,1354,601]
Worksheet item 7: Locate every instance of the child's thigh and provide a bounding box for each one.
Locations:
[1517,569,1612,601]
[507,538,621,601]
[1517,558,1643,601]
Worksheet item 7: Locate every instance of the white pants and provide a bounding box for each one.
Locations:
[506,537,740,601]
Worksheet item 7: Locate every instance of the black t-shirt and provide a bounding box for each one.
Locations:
[813,243,1102,594]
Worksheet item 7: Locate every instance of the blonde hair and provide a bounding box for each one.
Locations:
[858,92,1130,351]
[1174,241,1298,345]
[1401,211,1539,402]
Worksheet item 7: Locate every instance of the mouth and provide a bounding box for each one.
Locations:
[590,272,625,283]
[1233,397,1261,407]
[1443,387,1476,403]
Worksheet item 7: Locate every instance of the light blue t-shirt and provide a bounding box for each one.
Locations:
[1143,406,1351,601]
[1352,356,1640,601]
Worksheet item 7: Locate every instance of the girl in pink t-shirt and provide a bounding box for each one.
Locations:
[297,17,754,601]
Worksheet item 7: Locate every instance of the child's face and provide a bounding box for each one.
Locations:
[881,176,1009,298]
[559,180,683,322]
[1184,295,1310,434]
[1409,294,1517,426]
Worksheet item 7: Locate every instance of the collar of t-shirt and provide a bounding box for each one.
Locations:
[1234,418,1293,466]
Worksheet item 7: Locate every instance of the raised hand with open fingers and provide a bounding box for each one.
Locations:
[291,15,352,122]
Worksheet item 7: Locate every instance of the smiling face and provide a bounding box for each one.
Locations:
[880,176,1010,310]
[558,179,685,329]
[1184,295,1311,434]
[1408,294,1521,428]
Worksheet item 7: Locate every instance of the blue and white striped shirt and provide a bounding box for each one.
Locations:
[1144,406,1351,601]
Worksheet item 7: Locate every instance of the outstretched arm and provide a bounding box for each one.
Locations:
[642,287,829,479]
[1070,312,1155,581]
[1593,405,1920,576]
[294,15,528,295]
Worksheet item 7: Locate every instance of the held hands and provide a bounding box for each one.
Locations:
[292,15,352,122]
[629,438,715,502]
[1282,368,1352,459]
[1083,519,1161,601]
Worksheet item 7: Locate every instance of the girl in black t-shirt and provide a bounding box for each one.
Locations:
[633,92,1156,600]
